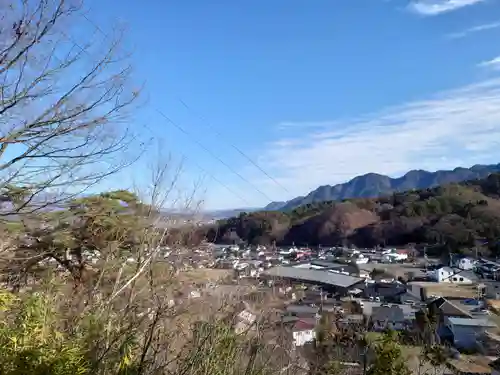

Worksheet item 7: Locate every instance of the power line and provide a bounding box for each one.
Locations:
[140,125,252,207]
[63,17,263,205]
[176,98,290,194]
[155,109,273,202]
[78,11,275,203]
[190,163,252,206]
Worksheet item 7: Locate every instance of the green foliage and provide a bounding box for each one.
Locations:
[0,291,90,375]
[0,284,285,375]
[1,189,160,285]
[367,330,411,375]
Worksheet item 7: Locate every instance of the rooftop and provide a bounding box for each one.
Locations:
[428,297,473,318]
[447,317,497,328]
[263,266,363,288]
[285,304,319,316]
[362,302,418,318]
[372,306,405,322]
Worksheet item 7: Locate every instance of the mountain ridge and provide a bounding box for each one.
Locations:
[208,172,500,256]
[265,163,500,211]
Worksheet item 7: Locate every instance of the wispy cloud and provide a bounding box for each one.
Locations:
[446,21,500,39]
[478,56,500,69]
[247,79,500,202]
[409,0,485,16]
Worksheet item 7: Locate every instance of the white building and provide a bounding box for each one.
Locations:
[455,257,477,271]
[358,270,370,279]
[431,267,478,284]
[382,252,408,263]
[354,254,369,264]
[292,329,316,347]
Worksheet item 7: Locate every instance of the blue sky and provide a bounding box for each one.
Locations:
[80,0,500,210]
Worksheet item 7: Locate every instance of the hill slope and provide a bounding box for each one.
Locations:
[209,173,500,256]
[265,163,500,211]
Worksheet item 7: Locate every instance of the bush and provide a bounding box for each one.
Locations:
[0,291,90,375]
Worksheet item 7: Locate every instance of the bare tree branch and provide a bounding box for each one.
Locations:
[0,0,142,216]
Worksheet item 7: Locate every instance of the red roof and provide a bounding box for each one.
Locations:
[293,319,316,331]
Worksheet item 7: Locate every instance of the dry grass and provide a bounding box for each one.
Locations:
[448,356,492,374]
[360,263,423,280]
[486,299,500,310]
[412,281,479,299]
[177,268,232,284]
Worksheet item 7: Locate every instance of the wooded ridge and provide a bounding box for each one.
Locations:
[208,173,500,256]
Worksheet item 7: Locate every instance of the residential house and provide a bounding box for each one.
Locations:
[370,306,407,331]
[480,281,500,300]
[445,317,497,350]
[446,270,479,284]
[430,267,478,284]
[284,304,319,318]
[291,318,317,347]
[363,282,406,302]
[407,282,426,301]
[337,314,364,328]
[427,297,473,321]
[455,257,478,271]
[397,290,421,304]
[381,252,408,263]
[426,297,473,344]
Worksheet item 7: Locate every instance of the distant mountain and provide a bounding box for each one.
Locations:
[202,208,260,220]
[262,201,286,211]
[210,173,500,255]
[264,163,500,211]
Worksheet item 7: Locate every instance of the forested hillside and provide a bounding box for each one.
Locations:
[209,173,500,256]
[265,163,500,211]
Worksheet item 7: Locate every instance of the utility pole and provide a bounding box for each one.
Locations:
[362,345,368,375]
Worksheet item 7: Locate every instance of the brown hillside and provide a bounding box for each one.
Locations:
[285,202,379,245]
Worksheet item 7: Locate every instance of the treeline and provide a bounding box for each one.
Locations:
[207,173,500,256]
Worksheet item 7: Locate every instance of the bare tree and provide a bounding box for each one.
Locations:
[0,0,141,216]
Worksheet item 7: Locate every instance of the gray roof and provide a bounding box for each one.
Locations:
[363,302,417,318]
[285,304,319,315]
[457,270,479,281]
[448,317,496,327]
[263,266,363,288]
[429,297,473,318]
[372,306,405,322]
[310,260,349,269]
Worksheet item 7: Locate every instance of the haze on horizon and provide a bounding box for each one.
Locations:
[82,0,500,210]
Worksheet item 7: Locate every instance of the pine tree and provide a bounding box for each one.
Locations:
[367,330,411,375]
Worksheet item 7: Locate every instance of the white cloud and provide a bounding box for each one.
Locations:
[478,56,500,70]
[409,0,485,15]
[446,21,500,39]
[244,78,500,206]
